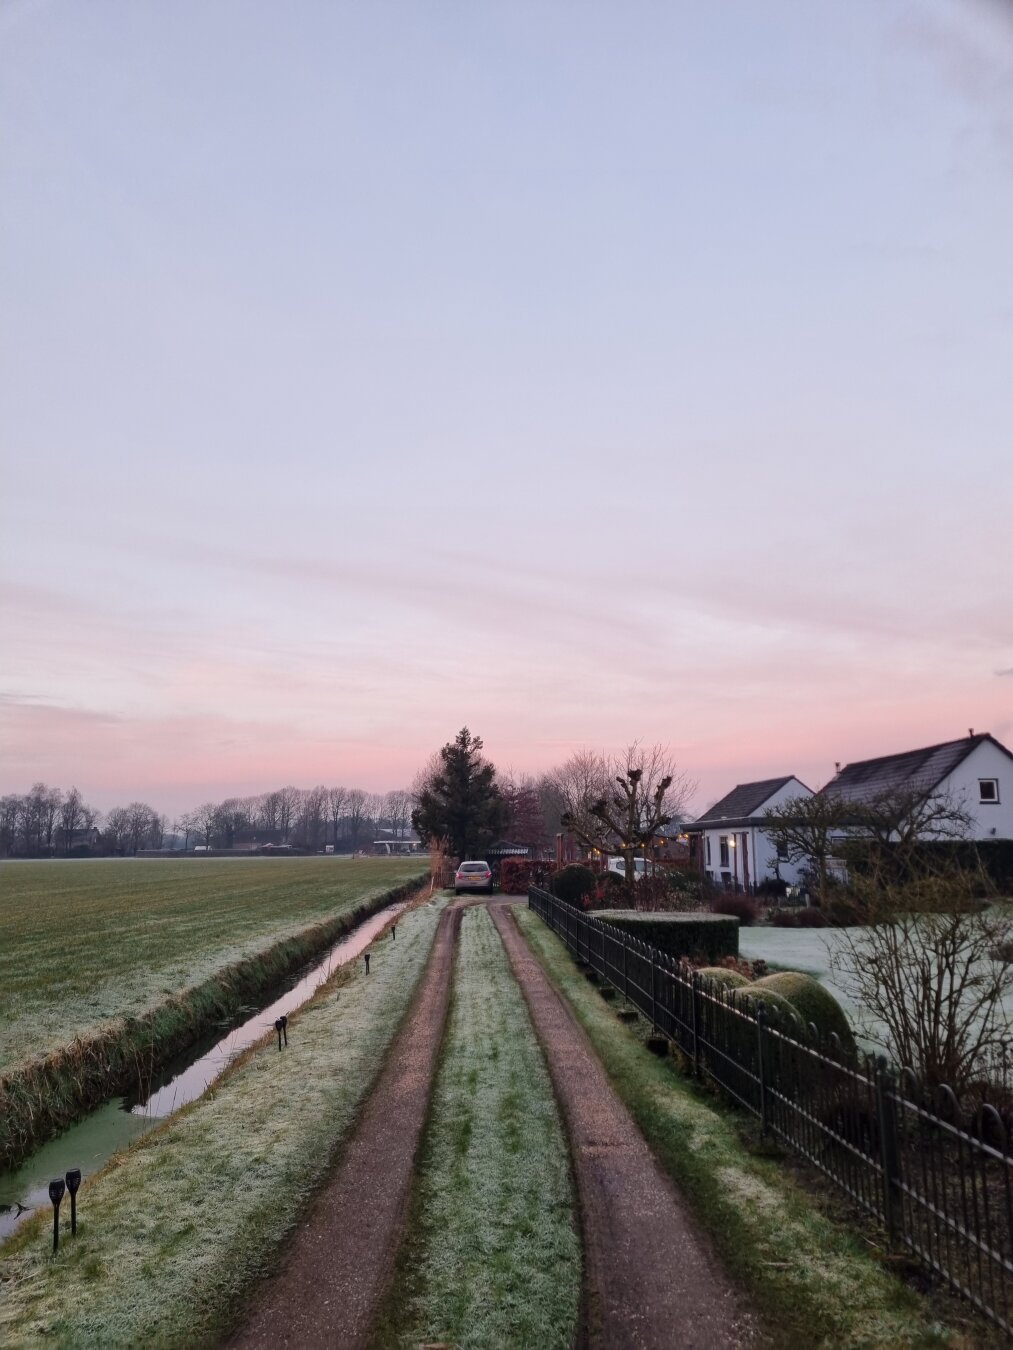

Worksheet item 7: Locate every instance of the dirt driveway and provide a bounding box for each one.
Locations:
[228,903,462,1350]
[491,902,755,1349]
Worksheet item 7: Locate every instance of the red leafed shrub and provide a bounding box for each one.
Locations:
[500,859,527,894]
[710,894,759,926]
[499,858,553,894]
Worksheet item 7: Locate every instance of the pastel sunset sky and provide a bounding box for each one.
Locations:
[2,0,1012,816]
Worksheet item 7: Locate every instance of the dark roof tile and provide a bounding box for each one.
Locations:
[692,777,801,827]
[821,733,1011,803]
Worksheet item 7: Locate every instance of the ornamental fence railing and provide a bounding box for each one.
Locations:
[528,885,1013,1334]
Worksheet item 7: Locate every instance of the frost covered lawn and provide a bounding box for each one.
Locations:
[0,857,422,1071]
[0,897,443,1348]
[377,904,581,1350]
[514,908,968,1350]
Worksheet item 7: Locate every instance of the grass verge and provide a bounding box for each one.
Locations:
[0,871,425,1167]
[0,897,444,1348]
[373,905,581,1350]
[514,906,964,1350]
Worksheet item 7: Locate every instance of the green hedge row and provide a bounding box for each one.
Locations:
[592,910,739,962]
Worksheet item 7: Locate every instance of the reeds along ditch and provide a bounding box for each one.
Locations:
[0,875,425,1170]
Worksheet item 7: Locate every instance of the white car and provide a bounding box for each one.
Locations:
[606,856,654,881]
[454,861,494,894]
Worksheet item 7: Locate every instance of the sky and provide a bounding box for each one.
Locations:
[2,0,1012,816]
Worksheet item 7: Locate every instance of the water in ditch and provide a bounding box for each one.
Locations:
[0,901,408,1241]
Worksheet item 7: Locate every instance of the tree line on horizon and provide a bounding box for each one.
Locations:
[2,735,694,861]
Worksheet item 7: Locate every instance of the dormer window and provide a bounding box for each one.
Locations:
[979,779,1000,804]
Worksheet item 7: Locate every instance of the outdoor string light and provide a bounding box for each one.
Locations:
[48,1178,65,1253]
[65,1168,81,1236]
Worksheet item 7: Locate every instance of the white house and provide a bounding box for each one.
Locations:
[688,776,813,891]
[822,732,1013,841]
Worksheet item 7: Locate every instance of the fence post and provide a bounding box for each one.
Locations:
[875,1059,902,1239]
[756,1006,768,1135]
[691,970,701,1077]
[621,934,628,1001]
[650,949,657,1029]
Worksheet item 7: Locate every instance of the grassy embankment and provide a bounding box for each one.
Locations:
[374,905,581,1350]
[0,897,444,1348]
[0,858,424,1166]
[514,906,966,1350]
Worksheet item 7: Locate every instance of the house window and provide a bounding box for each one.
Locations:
[705,837,712,865]
[776,841,789,862]
[979,779,1000,804]
[719,836,730,868]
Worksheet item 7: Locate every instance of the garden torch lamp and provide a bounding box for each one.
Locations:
[48,1178,65,1253]
[65,1168,82,1236]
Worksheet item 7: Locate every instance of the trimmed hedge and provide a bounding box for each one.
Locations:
[753,972,856,1057]
[697,966,750,991]
[593,910,739,962]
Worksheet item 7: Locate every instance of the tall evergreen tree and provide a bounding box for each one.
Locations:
[412,728,507,860]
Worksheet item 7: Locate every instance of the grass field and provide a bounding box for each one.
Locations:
[0,857,422,1073]
[0,897,444,1348]
[376,904,581,1349]
[513,907,980,1349]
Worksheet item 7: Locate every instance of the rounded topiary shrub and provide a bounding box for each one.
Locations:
[753,972,855,1058]
[550,864,596,906]
[732,985,803,1033]
[697,967,750,991]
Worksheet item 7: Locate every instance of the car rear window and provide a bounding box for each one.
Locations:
[460,862,488,872]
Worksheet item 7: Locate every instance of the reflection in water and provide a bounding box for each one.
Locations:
[0,902,406,1241]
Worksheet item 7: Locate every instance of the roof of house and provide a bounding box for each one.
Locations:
[689,776,802,830]
[822,733,1012,803]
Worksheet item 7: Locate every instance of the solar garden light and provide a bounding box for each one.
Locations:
[280,1014,288,1046]
[391,925,396,941]
[274,1017,284,1051]
[48,1178,65,1253]
[364,952,370,975]
[65,1168,82,1236]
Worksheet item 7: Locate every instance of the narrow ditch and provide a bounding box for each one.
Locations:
[0,899,410,1241]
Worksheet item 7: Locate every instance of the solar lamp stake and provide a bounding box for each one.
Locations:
[364,952,370,975]
[48,1179,65,1253]
[65,1169,82,1236]
[274,1018,284,1051]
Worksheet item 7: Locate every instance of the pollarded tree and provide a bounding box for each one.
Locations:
[412,728,508,861]
[554,743,693,897]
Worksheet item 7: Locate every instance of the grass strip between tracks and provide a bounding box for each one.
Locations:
[513,906,964,1350]
[0,897,445,1349]
[373,904,581,1350]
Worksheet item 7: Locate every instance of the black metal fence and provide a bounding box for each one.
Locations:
[529,886,1013,1334]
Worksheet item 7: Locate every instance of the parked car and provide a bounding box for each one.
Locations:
[454,861,494,894]
[606,856,654,881]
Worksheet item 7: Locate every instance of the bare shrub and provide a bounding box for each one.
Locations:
[829,864,1013,1092]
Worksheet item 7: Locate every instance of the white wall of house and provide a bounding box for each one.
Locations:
[939,740,1013,840]
[699,777,814,889]
[701,826,809,888]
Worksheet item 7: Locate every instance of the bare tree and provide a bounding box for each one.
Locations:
[763,793,848,899]
[0,795,23,856]
[385,789,412,840]
[327,786,347,850]
[277,786,301,842]
[829,862,1012,1092]
[345,789,368,852]
[193,801,219,848]
[554,744,694,898]
[59,787,84,854]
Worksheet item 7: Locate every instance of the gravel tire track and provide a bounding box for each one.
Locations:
[490,901,756,1350]
[228,902,463,1350]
